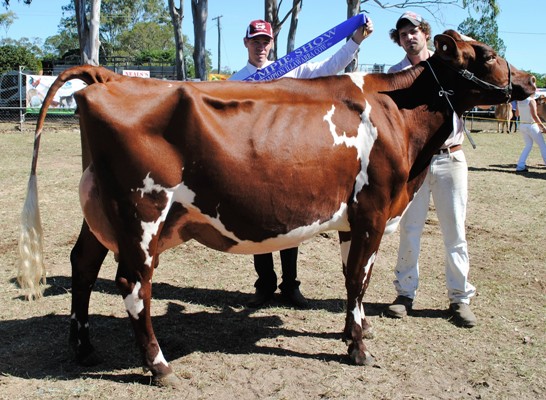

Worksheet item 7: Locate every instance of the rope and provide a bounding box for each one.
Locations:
[425,60,477,148]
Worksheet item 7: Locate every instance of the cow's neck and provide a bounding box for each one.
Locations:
[385,60,460,179]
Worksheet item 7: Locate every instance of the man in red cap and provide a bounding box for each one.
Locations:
[230,17,374,308]
[384,11,477,328]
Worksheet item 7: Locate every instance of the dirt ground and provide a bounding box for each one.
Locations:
[0,120,544,400]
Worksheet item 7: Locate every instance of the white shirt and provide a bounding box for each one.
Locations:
[517,97,534,125]
[229,39,360,81]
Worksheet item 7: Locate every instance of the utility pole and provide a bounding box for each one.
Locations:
[212,15,223,73]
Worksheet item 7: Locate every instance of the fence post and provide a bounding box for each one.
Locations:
[18,65,25,131]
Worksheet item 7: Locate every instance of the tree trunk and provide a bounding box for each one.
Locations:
[75,0,101,66]
[191,0,208,80]
[265,0,303,60]
[264,0,279,60]
[168,0,186,80]
[286,0,302,53]
[345,0,360,72]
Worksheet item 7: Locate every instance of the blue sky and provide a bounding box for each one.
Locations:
[3,0,546,75]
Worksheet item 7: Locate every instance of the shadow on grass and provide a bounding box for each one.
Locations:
[469,163,546,179]
[3,274,450,385]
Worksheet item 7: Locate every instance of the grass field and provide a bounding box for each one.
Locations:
[0,120,544,399]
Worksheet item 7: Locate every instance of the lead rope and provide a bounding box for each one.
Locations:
[425,60,477,149]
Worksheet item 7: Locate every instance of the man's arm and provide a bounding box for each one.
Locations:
[286,19,374,79]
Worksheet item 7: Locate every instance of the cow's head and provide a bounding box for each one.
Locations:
[432,30,535,112]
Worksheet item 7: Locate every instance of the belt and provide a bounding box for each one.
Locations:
[435,144,462,154]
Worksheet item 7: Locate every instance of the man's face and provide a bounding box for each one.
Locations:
[244,35,273,68]
[398,24,429,56]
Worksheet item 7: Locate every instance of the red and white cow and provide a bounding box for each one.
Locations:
[18,30,535,387]
[495,102,512,133]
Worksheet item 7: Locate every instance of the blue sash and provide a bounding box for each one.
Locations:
[242,14,367,82]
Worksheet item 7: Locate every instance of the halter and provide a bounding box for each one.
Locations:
[457,60,513,102]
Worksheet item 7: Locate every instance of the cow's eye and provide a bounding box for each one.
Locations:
[485,55,496,63]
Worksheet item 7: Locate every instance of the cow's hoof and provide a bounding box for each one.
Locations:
[350,348,375,366]
[153,372,182,388]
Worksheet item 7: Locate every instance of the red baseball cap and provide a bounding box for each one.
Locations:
[246,20,273,39]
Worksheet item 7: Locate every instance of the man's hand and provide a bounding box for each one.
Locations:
[352,18,374,44]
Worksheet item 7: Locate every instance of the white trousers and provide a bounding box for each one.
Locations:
[393,150,476,304]
[516,123,546,170]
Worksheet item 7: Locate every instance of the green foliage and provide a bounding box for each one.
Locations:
[0,36,42,57]
[0,43,41,73]
[134,49,175,65]
[462,0,500,17]
[458,16,506,56]
[117,21,175,57]
[48,0,208,77]
[43,30,79,60]
[0,10,16,35]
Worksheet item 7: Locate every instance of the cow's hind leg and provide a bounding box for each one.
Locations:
[69,221,108,366]
[339,231,374,340]
[340,231,380,366]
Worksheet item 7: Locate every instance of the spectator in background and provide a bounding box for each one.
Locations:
[509,100,519,132]
[384,11,477,328]
[515,95,546,172]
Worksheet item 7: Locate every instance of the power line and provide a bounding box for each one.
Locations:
[500,30,546,35]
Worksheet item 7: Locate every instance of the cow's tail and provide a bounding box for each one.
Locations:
[17,65,119,300]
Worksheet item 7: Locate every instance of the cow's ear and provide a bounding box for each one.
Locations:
[434,34,463,66]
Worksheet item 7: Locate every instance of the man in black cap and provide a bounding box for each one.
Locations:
[385,12,477,328]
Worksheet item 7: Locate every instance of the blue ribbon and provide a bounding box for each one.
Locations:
[242,14,367,82]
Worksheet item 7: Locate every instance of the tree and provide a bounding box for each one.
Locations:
[0,43,41,73]
[286,0,302,54]
[264,0,303,61]
[0,36,43,58]
[457,16,505,56]
[345,0,360,72]
[74,0,101,65]
[168,0,186,80]
[99,0,168,54]
[2,1,32,6]
[354,0,501,69]
[191,0,207,80]
[358,0,499,18]
[0,10,16,38]
[118,22,174,57]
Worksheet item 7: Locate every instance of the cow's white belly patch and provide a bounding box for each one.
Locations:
[172,181,351,253]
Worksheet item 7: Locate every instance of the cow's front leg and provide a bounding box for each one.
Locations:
[116,257,181,388]
[340,231,378,366]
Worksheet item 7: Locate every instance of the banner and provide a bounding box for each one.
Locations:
[26,74,87,114]
[122,70,150,78]
[242,14,367,82]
